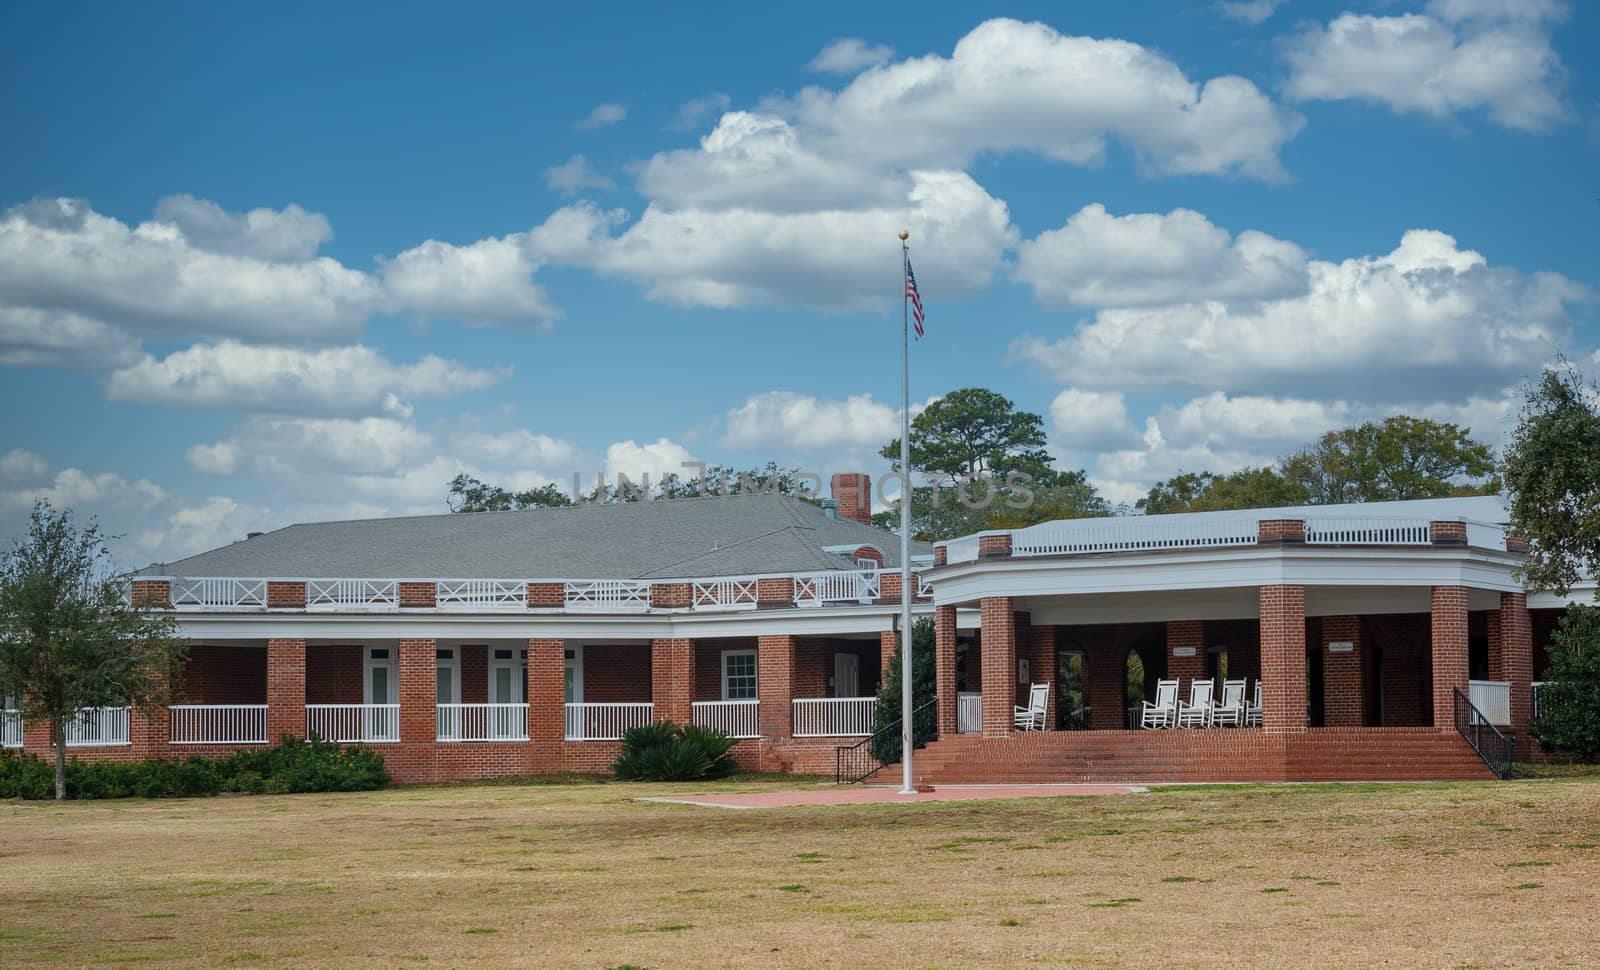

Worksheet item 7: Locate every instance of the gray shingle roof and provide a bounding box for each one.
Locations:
[145,493,931,579]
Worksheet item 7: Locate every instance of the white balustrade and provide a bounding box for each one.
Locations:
[169,705,268,744]
[171,577,268,609]
[306,579,399,611]
[564,702,654,740]
[2,710,21,748]
[691,578,758,610]
[1463,520,1507,551]
[565,580,651,612]
[915,573,934,598]
[943,536,980,564]
[1012,519,1259,556]
[957,692,983,734]
[436,703,529,741]
[792,697,876,737]
[306,704,400,742]
[793,570,879,607]
[65,707,131,746]
[691,700,760,739]
[1467,680,1511,725]
[436,579,526,610]
[1304,517,1431,545]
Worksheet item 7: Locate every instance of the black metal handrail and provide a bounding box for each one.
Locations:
[834,699,938,785]
[1453,687,1514,780]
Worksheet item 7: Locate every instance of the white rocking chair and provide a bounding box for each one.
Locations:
[1140,679,1179,729]
[1014,682,1049,732]
[1176,678,1215,728]
[1244,680,1263,727]
[1212,679,1247,727]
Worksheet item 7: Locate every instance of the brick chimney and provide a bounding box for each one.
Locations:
[830,473,872,525]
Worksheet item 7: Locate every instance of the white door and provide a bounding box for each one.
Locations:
[563,647,584,740]
[363,647,397,740]
[488,648,526,739]
[436,647,459,740]
[834,652,860,698]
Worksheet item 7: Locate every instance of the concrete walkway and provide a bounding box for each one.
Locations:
[640,783,1146,810]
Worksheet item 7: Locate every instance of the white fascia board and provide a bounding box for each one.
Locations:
[930,546,1526,606]
[1528,584,1599,610]
[171,603,936,642]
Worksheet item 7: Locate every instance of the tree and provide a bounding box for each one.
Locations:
[1138,467,1308,515]
[1530,605,1600,758]
[880,387,1053,484]
[1281,416,1496,504]
[0,503,187,799]
[448,462,822,513]
[447,475,574,512]
[870,617,936,765]
[1502,367,1600,597]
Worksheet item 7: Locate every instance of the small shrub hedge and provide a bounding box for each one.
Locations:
[0,735,389,800]
[612,721,737,781]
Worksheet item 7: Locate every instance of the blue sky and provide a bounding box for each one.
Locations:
[1,0,1596,565]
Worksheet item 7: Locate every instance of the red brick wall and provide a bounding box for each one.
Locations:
[1500,592,1533,735]
[182,645,267,704]
[1259,586,1307,734]
[397,639,436,745]
[1431,586,1469,729]
[306,645,363,704]
[651,639,694,724]
[131,579,170,606]
[460,645,488,704]
[1258,519,1305,542]
[935,605,958,736]
[398,582,436,609]
[1166,620,1205,687]
[979,597,1016,738]
[650,583,690,609]
[526,583,564,608]
[1025,624,1057,726]
[1321,615,1363,727]
[266,639,306,742]
[527,639,565,754]
[978,534,1012,558]
[1486,610,1503,681]
[267,582,305,609]
[830,473,871,524]
[756,635,795,739]
[757,577,794,608]
[1365,614,1430,727]
[1430,520,1467,544]
[582,645,651,702]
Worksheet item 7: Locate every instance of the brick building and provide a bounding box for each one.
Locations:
[4,487,1587,784]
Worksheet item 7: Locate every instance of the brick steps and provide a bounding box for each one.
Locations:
[908,728,1495,784]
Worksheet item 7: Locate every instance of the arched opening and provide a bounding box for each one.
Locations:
[1057,643,1087,730]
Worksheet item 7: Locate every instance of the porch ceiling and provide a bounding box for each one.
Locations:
[1021,585,1502,627]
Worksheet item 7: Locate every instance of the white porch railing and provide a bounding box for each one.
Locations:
[916,573,935,598]
[307,579,399,611]
[1468,680,1511,725]
[65,707,131,746]
[436,579,526,610]
[957,692,982,734]
[169,704,268,744]
[564,702,654,741]
[692,700,759,739]
[2,710,21,748]
[792,697,876,737]
[436,703,529,741]
[794,570,879,607]
[1012,519,1259,556]
[171,577,268,609]
[691,578,758,610]
[307,704,400,742]
[566,579,651,612]
[1304,517,1432,545]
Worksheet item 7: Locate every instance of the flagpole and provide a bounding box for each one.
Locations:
[898,229,915,796]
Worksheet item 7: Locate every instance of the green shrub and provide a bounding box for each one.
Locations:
[0,735,389,800]
[1532,605,1600,758]
[611,720,736,782]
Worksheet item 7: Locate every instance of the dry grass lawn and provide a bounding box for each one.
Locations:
[4,776,1599,968]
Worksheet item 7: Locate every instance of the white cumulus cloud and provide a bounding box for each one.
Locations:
[807,38,895,74]
[152,193,333,262]
[577,103,627,129]
[722,391,899,451]
[544,154,616,196]
[380,233,561,328]
[604,437,698,485]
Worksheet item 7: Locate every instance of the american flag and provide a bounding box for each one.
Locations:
[906,260,925,339]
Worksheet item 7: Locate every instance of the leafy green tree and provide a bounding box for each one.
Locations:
[449,462,822,513]
[447,475,575,512]
[880,387,1053,483]
[0,503,187,799]
[1138,467,1308,514]
[1502,367,1600,597]
[1281,416,1496,504]
[870,617,937,765]
[1530,605,1600,758]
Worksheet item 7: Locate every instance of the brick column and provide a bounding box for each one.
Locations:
[757,636,795,739]
[1321,615,1363,727]
[1087,645,1126,731]
[1486,610,1504,682]
[979,597,1015,738]
[934,605,958,736]
[266,638,306,743]
[397,639,436,745]
[1259,586,1307,734]
[528,639,565,757]
[650,639,694,725]
[1027,623,1057,728]
[880,630,897,675]
[131,701,170,759]
[1500,592,1534,736]
[1166,620,1205,688]
[1431,586,1470,729]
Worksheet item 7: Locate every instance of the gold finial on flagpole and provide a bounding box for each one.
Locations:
[898,229,909,240]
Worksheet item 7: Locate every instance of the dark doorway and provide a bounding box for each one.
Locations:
[1306,649,1325,727]
[1057,646,1087,730]
[1368,643,1385,726]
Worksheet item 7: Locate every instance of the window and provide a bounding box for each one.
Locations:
[722,650,757,701]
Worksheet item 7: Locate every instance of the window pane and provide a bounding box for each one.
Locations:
[371,666,389,704]
[437,667,453,704]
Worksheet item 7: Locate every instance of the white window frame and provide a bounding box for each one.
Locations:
[435,646,461,706]
[363,647,397,706]
[487,647,527,704]
[564,645,585,705]
[721,649,758,701]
